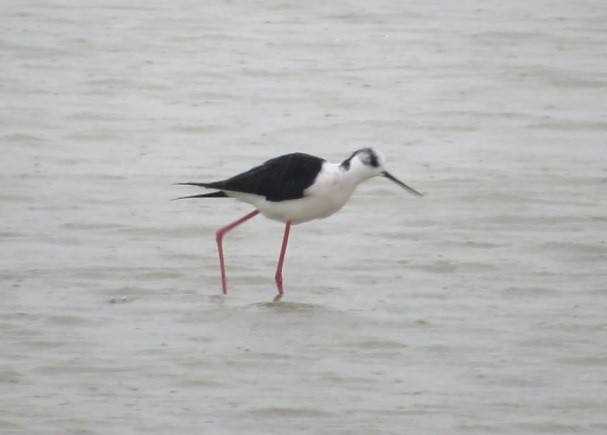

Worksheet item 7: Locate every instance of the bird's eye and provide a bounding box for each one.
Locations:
[362,150,379,167]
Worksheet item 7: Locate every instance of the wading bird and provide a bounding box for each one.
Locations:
[176,148,422,301]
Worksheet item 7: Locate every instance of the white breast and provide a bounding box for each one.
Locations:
[227,163,358,224]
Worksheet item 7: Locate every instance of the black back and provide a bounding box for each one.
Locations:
[203,153,325,202]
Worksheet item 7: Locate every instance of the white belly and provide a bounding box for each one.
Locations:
[225,163,357,224]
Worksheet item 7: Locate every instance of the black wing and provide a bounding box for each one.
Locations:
[181,153,325,202]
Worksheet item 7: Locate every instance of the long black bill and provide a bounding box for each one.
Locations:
[382,171,423,197]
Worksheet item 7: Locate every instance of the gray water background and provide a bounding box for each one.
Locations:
[1,1,606,433]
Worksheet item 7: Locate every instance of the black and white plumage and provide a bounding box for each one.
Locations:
[177,148,422,301]
[177,152,324,202]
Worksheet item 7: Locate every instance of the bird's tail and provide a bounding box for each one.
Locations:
[172,182,228,200]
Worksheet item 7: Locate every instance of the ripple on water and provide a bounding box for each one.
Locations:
[246,406,333,418]
[249,301,324,312]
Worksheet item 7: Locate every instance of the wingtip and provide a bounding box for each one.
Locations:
[170,193,206,201]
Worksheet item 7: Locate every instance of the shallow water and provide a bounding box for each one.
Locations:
[1,1,606,433]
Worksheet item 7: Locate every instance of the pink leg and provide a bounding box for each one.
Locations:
[273,221,292,302]
[215,210,260,295]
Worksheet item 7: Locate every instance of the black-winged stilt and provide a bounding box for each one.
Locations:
[176,147,422,301]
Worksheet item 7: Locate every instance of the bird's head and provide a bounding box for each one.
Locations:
[341,148,423,197]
